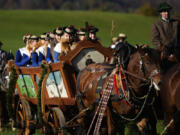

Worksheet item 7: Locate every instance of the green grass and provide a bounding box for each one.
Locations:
[0,120,164,135]
[0,10,158,55]
[0,128,41,135]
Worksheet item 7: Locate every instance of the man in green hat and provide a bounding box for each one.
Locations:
[151,2,180,63]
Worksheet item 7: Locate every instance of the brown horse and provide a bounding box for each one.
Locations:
[76,46,161,135]
[160,63,180,135]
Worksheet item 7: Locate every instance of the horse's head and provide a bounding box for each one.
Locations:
[128,45,161,91]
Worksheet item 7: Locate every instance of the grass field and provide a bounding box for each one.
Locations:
[0,121,164,135]
[0,10,164,135]
[0,10,157,54]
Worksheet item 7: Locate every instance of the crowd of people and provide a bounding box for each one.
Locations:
[14,25,99,67]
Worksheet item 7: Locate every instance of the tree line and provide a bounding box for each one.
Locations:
[0,0,180,14]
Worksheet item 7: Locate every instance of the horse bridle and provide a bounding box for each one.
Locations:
[138,53,160,82]
[114,54,160,121]
[139,54,161,91]
[117,52,160,101]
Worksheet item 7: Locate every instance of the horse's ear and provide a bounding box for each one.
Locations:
[136,44,142,51]
[142,44,149,48]
[136,44,140,49]
[136,44,145,54]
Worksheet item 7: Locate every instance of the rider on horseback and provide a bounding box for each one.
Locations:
[151,2,180,71]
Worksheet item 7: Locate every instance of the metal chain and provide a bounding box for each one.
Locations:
[118,79,153,121]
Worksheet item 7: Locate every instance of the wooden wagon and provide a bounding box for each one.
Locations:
[7,40,113,135]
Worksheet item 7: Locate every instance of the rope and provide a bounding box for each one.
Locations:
[123,69,148,82]
[65,107,90,126]
[160,119,174,135]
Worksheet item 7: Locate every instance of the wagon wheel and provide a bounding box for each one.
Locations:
[16,98,34,135]
[45,107,66,135]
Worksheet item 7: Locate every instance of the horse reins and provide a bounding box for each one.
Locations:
[122,69,148,82]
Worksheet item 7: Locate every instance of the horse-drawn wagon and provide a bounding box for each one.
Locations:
[7,40,113,135]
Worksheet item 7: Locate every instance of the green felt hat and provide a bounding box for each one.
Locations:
[158,2,172,12]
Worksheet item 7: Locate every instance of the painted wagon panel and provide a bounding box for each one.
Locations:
[17,74,37,98]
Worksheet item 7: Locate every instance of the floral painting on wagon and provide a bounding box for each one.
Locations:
[17,75,37,98]
[46,71,68,98]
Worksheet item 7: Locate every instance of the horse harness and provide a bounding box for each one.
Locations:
[76,65,129,105]
[76,62,156,110]
[76,64,113,107]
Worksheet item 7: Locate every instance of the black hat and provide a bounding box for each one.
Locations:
[158,2,172,12]
[47,32,55,39]
[0,41,3,46]
[77,28,86,36]
[64,25,76,35]
[88,26,98,34]
[55,27,64,36]
[39,33,48,40]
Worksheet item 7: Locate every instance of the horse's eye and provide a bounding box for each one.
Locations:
[146,62,150,65]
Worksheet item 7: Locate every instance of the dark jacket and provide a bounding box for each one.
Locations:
[151,19,180,50]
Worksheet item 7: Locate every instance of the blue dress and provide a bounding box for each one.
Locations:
[53,43,61,63]
[36,44,53,65]
[15,47,38,67]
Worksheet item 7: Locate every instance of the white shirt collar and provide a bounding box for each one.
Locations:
[162,17,170,22]
[54,43,61,53]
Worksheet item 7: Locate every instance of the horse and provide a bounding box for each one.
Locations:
[159,63,180,135]
[76,45,161,135]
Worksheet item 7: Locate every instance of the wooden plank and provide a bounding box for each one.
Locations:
[26,97,75,106]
